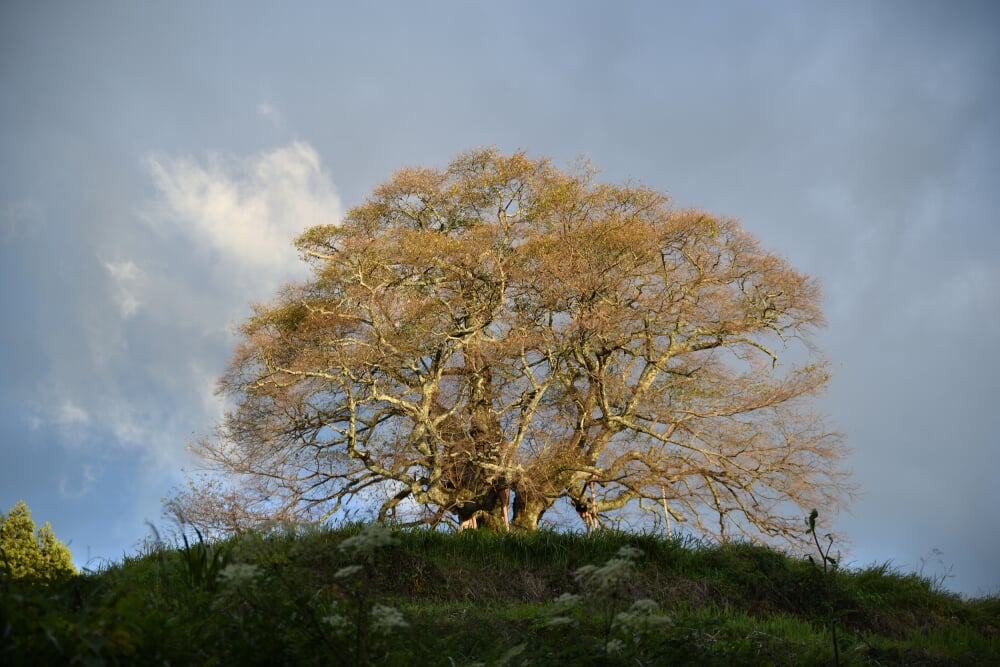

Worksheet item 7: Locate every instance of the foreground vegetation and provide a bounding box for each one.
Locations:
[2,525,997,665]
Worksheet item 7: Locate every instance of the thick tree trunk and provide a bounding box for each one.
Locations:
[454,487,508,531]
[510,489,551,531]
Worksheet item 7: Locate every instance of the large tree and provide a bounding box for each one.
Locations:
[0,501,76,581]
[173,148,848,542]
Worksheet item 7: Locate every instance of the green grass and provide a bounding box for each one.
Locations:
[2,524,996,665]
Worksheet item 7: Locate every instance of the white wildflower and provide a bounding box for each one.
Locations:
[615,545,643,562]
[370,603,409,633]
[551,592,582,611]
[321,613,350,631]
[574,550,638,598]
[605,638,624,656]
[334,564,364,579]
[614,598,672,632]
[628,598,659,614]
[217,563,260,587]
[337,525,398,558]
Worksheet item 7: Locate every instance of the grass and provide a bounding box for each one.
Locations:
[2,524,997,665]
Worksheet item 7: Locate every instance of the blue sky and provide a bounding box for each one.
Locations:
[1,1,997,595]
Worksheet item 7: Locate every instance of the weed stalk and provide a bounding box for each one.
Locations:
[807,509,840,667]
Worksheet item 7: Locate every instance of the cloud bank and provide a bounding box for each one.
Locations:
[34,140,342,487]
[144,141,339,295]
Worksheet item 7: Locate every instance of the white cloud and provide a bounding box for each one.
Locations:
[103,259,144,318]
[50,142,339,470]
[103,258,142,282]
[257,102,285,130]
[144,142,340,290]
[56,400,90,426]
[58,463,98,500]
[22,141,342,509]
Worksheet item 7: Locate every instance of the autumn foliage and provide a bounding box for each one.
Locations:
[172,148,848,543]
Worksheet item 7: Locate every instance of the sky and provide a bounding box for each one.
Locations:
[1,1,997,595]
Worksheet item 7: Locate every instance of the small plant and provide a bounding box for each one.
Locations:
[179,528,231,591]
[544,545,672,662]
[806,509,841,667]
[324,524,408,665]
[918,547,955,592]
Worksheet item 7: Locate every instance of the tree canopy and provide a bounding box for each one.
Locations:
[0,500,76,581]
[172,148,848,543]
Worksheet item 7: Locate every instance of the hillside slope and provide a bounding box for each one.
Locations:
[3,525,997,665]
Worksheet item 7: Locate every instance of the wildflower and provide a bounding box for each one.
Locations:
[370,604,409,633]
[337,525,398,559]
[573,547,642,599]
[321,613,350,631]
[605,638,624,656]
[217,563,260,587]
[334,564,364,579]
[613,599,672,633]
[628,598,659,614]
[551,592,582,611]
[615,545,643,562]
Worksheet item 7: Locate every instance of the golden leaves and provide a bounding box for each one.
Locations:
[189,148,846,541]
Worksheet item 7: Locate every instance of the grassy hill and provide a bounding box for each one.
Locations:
[3,524,997,665]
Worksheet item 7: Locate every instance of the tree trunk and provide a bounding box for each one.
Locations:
[510,489,551,531]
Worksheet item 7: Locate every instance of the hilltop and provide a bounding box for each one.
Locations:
[3,525,997,665]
